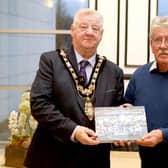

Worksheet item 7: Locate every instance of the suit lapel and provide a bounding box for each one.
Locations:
[66,48,79,74]
[94,66,107,106]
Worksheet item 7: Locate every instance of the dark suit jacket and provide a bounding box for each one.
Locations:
[24,47,124,168]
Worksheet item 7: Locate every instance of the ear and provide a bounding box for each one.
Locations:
[101,29,104,36]
[70,24,75,36]
[99,29,104,41]
[150,39,155,53]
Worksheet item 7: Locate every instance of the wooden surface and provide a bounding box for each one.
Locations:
[0,148,13,168]
[0,148,140,168]
[110,151,140,168]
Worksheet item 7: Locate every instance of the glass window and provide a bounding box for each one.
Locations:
[158,0,168,16]
[0,0,89,141]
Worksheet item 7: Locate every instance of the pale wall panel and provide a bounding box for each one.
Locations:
[125,0,149,67]
[97,0,157,75]
[149,0,157,62]
[97,0,119,63]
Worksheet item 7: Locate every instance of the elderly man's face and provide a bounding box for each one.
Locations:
[70,15,103,54]
[151,27,168,69]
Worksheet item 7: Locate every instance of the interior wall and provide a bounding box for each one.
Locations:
[94,0,157,75]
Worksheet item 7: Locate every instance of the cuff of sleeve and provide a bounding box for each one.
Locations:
[160,128,168,142]
[71,125,80,142]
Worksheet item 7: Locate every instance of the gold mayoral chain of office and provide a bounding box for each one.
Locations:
[60,49,105,121]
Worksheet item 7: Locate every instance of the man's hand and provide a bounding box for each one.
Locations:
[120,103,133,108]
[112,140,133,147]
[136,129,163,147]
[75,126,100,145]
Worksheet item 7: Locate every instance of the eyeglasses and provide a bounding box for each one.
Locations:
[152,37,168,47]
[77,24,102,33]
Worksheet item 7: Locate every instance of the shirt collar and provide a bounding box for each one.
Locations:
[149,61,157,72]
[74,49,96,67]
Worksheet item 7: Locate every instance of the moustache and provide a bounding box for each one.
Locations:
[158,50,168,55]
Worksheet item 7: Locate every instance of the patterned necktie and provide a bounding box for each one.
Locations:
[79,60,89,86]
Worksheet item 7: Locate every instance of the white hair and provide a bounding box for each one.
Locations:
[73,8,104,29]
[150,16,168,37]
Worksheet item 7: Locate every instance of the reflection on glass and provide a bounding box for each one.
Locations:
[0,0,56,29]
[0,0,89,140]
[158,0,168,16]
[56,0,89,29]
[0,0,89,30]
[0,34,56,86]
[56,34,71,48]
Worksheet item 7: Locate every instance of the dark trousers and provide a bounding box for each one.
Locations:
[139,143,168,168]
